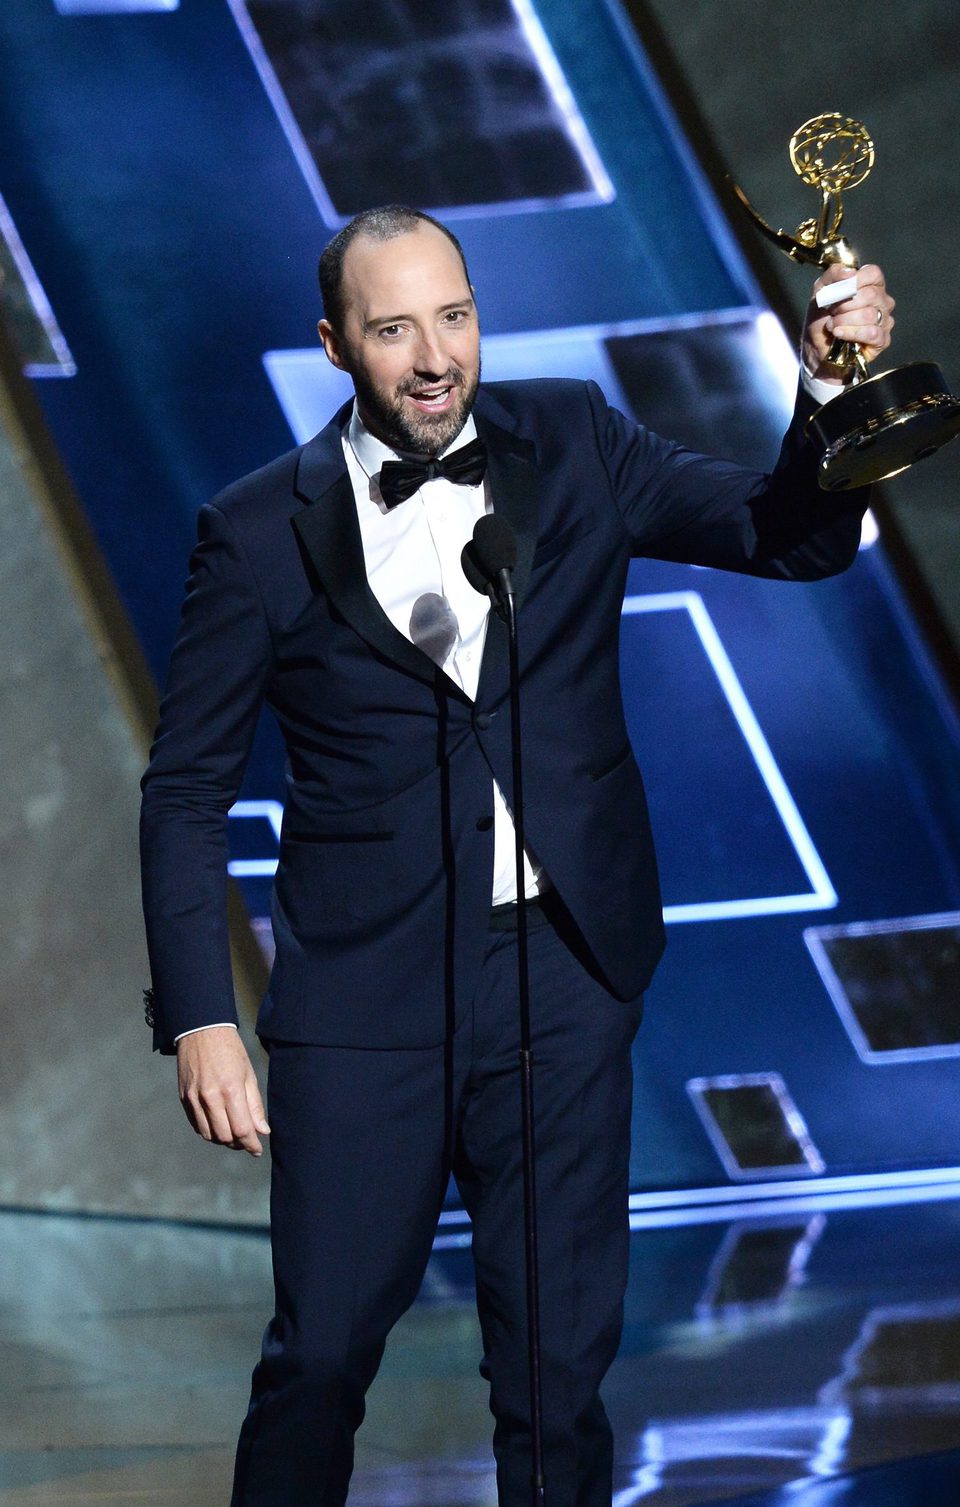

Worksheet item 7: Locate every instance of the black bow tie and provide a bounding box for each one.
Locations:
[377,436,488,509]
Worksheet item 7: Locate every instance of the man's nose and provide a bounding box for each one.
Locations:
[413,330,448,375]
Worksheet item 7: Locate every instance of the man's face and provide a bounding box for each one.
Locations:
[319,224,480,455]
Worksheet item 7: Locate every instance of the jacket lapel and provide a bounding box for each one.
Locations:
[291,410,445,688]
[473,400,540,707]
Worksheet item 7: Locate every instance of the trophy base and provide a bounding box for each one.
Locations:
[806,362,960,491]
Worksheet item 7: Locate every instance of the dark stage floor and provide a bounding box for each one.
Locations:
[3,1191,960,1505]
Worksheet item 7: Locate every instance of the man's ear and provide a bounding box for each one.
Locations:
[318,318,344,370]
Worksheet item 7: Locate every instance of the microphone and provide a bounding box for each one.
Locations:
[461,514,518,613]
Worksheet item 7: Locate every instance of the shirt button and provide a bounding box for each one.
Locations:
[475,712,492,730]
[476,815,494,832]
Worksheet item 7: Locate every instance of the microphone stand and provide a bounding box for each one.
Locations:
[501,578,546,1507]
[463,520,545,1507]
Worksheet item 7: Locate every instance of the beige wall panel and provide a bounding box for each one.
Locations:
[0,364,268,1226]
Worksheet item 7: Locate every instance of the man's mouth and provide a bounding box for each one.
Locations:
[406,384,456,413]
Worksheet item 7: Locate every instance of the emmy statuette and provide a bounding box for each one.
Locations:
[732,113,960,490]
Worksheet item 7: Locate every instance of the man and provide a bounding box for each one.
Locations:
[140,205,894,1506]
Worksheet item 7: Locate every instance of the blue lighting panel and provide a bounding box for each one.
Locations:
[613,1406,851,1505]
[622,595,835,921]
[821,1298,960,1409]
[227,0,614,224]
[5,0,960,1202]
[53,0,177,11]
[0,194,75,377]
[695,1214,825,1318]
[805,912,960,1063]
[227,800,282,878]
[687,1073,826,1182]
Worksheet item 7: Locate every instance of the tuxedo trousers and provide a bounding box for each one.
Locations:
[231,904,644,1507]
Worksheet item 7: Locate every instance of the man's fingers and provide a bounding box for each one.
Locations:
[828,303,895,351]
[225,1084,266,1155]
[182,1092,213,1142]
[202,1095,240,1148]
[855,263,886,291]
[814,262,886,295]
[805,262,896,371]
[176,1028,268,1155]
[205,1085,265,1156]
[244,1072,271,1137]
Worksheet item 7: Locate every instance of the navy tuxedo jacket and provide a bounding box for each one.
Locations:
[140,378,865,1054]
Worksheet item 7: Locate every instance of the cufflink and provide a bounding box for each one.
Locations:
[142,987,156,1028]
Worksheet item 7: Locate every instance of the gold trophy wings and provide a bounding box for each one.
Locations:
[732,112,960,491]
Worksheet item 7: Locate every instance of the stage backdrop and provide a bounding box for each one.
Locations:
[2,0,959,1215]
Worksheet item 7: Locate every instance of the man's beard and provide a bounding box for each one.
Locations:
[355,357,481,456]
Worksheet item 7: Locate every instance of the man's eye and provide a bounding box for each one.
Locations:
[380,325,402,338]
[444,310,466,324]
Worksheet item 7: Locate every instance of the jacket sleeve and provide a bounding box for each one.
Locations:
[140,502,275,1053]
[589,379,870,580]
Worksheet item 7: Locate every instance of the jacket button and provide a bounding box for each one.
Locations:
[475,712,492,730]
[476,815,494,832]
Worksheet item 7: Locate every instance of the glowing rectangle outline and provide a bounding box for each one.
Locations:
[53,0,178,11]
[431,1166,960,1244]
[686,1071,826,1181]
[623,591,837,922]
[694,1212,825,1319]
[225,0,614,226]
[821,1298,960,1408]
[804,909,960,1064]
[0,194,75,377]
[611,1405,852,1504]
[227,799,283,877]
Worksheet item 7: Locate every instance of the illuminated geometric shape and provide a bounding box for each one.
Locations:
[687,1073,825,1181]
[626,1166,960,1230]
[53,0,177,10]
[606,312,793,471]
[821,1300,960,1409]
[805,912,960,1063]
[613,1407,850,1505]
[0,195,75,377]
[431,1166,960,1245]
[623,593,837,923]
[696,1214,825,1319]
[227,799,282,877]
[227,0,613,225]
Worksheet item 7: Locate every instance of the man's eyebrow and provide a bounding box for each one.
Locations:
[362,297,475,331]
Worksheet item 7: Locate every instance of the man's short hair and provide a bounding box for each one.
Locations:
[318,205,471,332]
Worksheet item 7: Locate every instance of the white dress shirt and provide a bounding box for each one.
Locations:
[343,402,543,907]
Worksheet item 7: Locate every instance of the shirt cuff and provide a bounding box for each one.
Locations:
[801,361,848,407]
[173,1023,239,1043]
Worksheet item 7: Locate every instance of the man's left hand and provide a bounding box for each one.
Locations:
[802,262,896,384]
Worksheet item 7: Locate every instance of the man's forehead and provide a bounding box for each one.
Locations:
[341,225,469,308]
